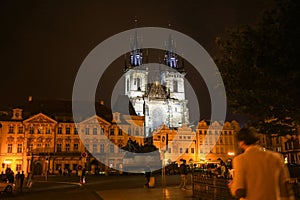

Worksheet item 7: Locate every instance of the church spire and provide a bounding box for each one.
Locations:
[130,18,142,67]
[164,26,178,69]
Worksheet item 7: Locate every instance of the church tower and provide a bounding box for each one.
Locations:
[124,27,189,137]
[124,23,147,116]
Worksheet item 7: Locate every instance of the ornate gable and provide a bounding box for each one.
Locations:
[211,121,222,129]
[24,113,57,124]
[79,115,110,126]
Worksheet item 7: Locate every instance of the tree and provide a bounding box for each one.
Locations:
[215,0,300,136]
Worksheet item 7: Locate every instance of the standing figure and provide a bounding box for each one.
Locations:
[15,172,20,189]
[26,172,33,192]
[179,160,188,190]
[7,170,14,184]
[229,127,295,200]
[19,171,25,192]
[220,163,227,178]
[80,168,86,185]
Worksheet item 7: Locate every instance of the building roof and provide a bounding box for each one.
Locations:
[0,99,113,123]
[112,95,137,116]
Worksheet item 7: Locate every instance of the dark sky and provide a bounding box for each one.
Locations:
[0,0,275,114]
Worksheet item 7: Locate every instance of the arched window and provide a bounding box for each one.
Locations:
[137,78,141,90]
[173,80,178,92]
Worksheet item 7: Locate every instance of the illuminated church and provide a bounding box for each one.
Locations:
[124,30,189,137]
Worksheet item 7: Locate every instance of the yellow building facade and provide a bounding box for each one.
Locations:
[6,99,297,175]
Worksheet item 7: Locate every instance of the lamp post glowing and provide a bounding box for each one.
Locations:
[227,152,235,156]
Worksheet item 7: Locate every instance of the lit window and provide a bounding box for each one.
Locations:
[66,128,71,134]
[100,128,104,135]
[18,126,23,134]
[110,129,114,135]
[180,148,183,153]
[58,127,62,134]
[93,128,97,135]
[135,129,139,136]
[74,144,79,151]
[118,129,122,136]
[173,80,178,92]
[66,144,70,152]
[85,128,90,135]
[17,144,22,153]
[191,148,194,154]
[93,144,97,153]
[28,144,33,151]
[38,127,42,134]
[46,128,51,134]
[37,143,42,149]
[16,164,22,172]
[56,144,62,152]
[7,144,13,153]
[110,144,114,153]
[100,144,104,153]
[8,125,14,134]
[72,164,77,171]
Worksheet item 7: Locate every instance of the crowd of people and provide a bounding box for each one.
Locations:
[1,168,33,192]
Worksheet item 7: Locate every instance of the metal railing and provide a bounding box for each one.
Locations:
[193,173,300,200]
[193,174,236,200]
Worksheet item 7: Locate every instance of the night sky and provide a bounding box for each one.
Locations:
[0,0,274,119]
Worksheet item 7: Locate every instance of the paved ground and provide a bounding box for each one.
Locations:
[0,174,197,200]
[97,187,195,200]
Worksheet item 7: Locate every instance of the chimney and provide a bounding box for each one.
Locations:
[11,108,23,120]
[28,96,33,102]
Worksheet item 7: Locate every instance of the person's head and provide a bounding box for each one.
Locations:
[236,127,259,151]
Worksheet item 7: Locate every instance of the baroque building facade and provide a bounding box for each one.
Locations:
[0,98,243,175]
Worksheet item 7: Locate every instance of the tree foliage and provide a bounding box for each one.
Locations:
[215,0,300,135]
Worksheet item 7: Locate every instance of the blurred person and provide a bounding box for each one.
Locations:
[19,171,25,192]
[179,159,188,190]
[229,127,294,200]
[26,172,33,192]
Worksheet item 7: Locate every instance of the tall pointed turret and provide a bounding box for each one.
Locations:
[164,33,178,69]
[130,19,142,67]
